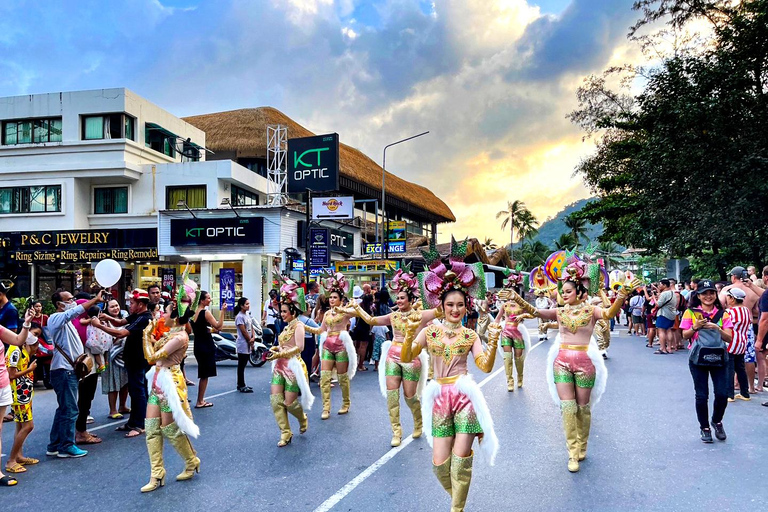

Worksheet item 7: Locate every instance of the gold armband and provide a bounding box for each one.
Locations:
[511,291,539,318]
[602,291,626,320]
[143,320,158,363]
[353,302,375,326]
[474,323,500,372]
[400,320,422,364]
[147,348,169,364]
[304,324,322,335]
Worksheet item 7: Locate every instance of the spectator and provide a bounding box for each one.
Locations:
[30,300,51,388]
[719,266,761,322]
[724,288,751,402]
[0,282,19,334]
[310,295,330,380]
[644,287,657,348]
[306,281,320,314]
[99,299,129,419]
[654,279,678,354]
[629,291,645,336]
[5,323,40,475]
[671,279,687,350]
[191,291,226,408]
[234,297,254,393]
[46,289,104,458]
[756,266,768,404]
[74,304,111,447]
[351,293,373,372]
[298,308,319,377]
[352,285,364,304]
[362,283,372,297]
[680,279,733,443]
[371,324,389,372]
[263,289,280,334]
[147,284,162,307]
[96,289,153,438]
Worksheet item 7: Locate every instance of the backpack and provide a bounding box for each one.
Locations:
[688,308,726,367]
[676,293,687,314]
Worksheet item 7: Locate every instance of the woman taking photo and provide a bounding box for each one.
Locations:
[140,279,201,493]
[680,279,733,443]
[303,273,357,420]
[353,268,435,447]
[400,239,499,512]
[234,298,255,393]
[507,255,637,472]
[266,279,314,447]
[190,291,226,408]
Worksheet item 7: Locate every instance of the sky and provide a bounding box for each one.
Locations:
[0,0,645,244]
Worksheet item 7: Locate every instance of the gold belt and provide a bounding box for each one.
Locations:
[436,375,461,385]
[391,341,403,346]
[560,344,589,352]
[327,331,341,337]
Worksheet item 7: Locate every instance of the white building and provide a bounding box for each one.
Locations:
[0,88,289,311]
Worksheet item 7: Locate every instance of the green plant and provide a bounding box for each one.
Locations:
[11,296,33,319]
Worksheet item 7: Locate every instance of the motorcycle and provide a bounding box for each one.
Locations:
[210,317,274,368]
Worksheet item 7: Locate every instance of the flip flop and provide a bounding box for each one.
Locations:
[107,413,124,420]
[5,463,26,473]
[118,408,131,414]
[125,428,144,438]
[0,475,18,486]
[194,402,214,409]
[76,433,102,444]
[18,457,39,466]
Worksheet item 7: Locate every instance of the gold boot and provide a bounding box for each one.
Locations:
[503,352,514,391]
[515,354,525,388]
[432,456,452,496]
[387,389,402,446]
[577,404,591,461]
[140,417,165,493]
[337,372,351,415]
[404,394,422,439]
[450,451,473,512]
[162,422,200,481]
[561,400,579,472]
[320,370,332,420]
[270,394,293,447]
[286,400,308,434]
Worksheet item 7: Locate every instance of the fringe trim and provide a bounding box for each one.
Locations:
[545,334,608,407]
[146,366,200,438]
[421,375,498,467]
[416,350,428,398]
[287,357,315,411]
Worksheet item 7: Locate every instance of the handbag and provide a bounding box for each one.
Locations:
[688,309,726,367]
[55,343,94,381]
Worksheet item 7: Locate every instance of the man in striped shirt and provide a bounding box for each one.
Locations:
[725,288,751,401]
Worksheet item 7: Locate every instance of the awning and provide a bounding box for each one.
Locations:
[146,122,205,151]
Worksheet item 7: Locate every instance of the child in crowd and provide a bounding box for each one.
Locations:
[84,305,113,373]
[5,323,40,474]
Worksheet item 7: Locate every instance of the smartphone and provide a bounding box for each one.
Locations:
[693,311,704,322]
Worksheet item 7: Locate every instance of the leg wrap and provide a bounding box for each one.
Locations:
[450,452,473,512]
[320,370,332,418]
[577,404,591,461]
[560,400,579,472]
[503,352,514,391]
[286,400,308,434]
[270,394,292,444]
[387,389,401,445]
[514,354,525,388]
[404,394,423,439]
[433,456,452,496]
[338,372,351,414]
[142,417,165,490]
[162,422,200,481]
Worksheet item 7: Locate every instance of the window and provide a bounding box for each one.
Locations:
[145,124,176,158]
[0,185,61,214]
[94,187,128,214]
[231,185,259,206]
[2,118,62,145]
[237,158,268,178]
[82,113,135,141]
[167,185,206,209]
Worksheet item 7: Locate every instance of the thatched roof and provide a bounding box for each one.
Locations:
[182,107,455,223]
[401,237,514,268]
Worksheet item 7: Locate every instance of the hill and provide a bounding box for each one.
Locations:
[525,198,604,249]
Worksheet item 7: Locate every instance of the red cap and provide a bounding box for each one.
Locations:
[131,288,150,301]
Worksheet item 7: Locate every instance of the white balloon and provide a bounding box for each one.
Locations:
[95,259,122,288]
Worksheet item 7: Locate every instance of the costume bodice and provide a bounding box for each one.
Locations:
[391,310,413,342]
[156,327,189,366]
[424,324,477,378]
[557,302,597,343]
[324,307,348,330]
[503,303,522,322]
[278,319,299,349]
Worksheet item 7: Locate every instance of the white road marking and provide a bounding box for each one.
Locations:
[312,337,548,512]
[88,389,238,432]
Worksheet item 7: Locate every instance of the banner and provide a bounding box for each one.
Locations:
[219,268,236,309]
[363,241,406,254]
[161,268,176,293]
[387,221,406,242]
[170,217,264,246]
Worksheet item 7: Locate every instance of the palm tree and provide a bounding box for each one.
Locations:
[596,241,620,270]
[496,200,535,247]
[516,210,539,241]
[564,214,589,246]
[554,233,577,250]
[482,237,498,252]
[513,240,551,269]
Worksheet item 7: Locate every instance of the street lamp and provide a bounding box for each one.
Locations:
[220,197,240,217]
[382,131,429,259]
[176,199,196,219]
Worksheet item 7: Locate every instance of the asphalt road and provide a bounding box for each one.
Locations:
[3,321,766,511]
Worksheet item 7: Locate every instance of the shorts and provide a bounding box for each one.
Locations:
[432,383,483,438]
[745,328,756,364]
[646,315,655,329]
[12,403,33,422]
[553,349,596,388]
[501,336,525,349]
[321,334,350,363]
[631,315,643,325]
[271,358,300,393]
[656,316,675,330]
[0,385,11,407]
[384,343,422,382]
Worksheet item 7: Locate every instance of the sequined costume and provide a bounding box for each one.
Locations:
[142,323,200,492]
[591,292,612,356]
[269,316,313,447]
[495,302,532,392]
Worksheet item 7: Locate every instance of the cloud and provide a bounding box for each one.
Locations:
[0,0,643,246]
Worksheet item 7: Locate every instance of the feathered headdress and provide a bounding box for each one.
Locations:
[386,262,419,297]
[417,237,487,309]
[176,264,201,317]
[280,277,307,312]
[504,271,523,288]
[321,271,350,297]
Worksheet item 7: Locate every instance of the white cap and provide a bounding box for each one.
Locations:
[352,285,363,298]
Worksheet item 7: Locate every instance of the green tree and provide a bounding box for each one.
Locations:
[517,210,539,241]
[554,233,577,250]
[496,200,536,247]
[513,240,551,269]
[564,214,589,246]
[596,241,621,270]
[569,0,768,279]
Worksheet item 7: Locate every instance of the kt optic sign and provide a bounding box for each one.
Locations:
[287,133,339,193]
[170,217,264,246]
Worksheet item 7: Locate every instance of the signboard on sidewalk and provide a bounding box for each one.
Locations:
[287,133,339,193]
[311,196,354,220]
[308,228,330,267]
[219,268,236,309]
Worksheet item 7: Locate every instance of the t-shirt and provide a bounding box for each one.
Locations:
[6,345,33,405]
[0,330,9,388]
[656,290,678,320]
[263,300,279,326]
[680,307,733,344]
[0,301,19,331]
[629,295,645,316]
[726,306,751,354]
[235,312,252,354]
[49,306,86,372]
[760,289,768,344]
[122,311,153,369]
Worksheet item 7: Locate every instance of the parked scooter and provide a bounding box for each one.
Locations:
[210,316,274,367]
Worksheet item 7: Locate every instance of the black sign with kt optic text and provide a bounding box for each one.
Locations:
[170,217,264,246]
[287,133,339,193]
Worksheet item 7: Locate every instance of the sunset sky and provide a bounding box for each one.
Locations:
[0,0,645,243]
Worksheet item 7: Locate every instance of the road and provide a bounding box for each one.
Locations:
[3,321,765,511]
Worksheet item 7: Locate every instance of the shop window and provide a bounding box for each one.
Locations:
[82,113,135,141]
[231,185,259,206]
[94,187,128,214]
[2,117,62,145]
[167,185,206,209]
[0,185,61,214]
